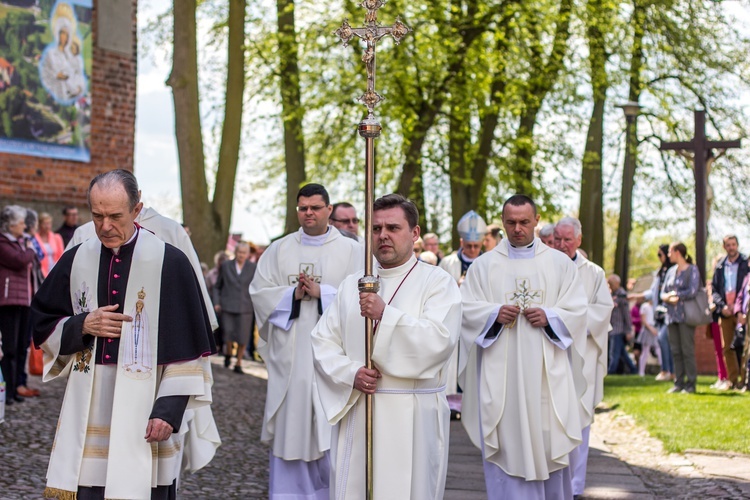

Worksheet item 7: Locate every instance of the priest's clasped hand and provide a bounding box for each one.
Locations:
[145,418,173,443]
[359,292,385,321]
[496,305,520,325]
[82,304,132,338]
[355,366,381,395]
[523,307,549,327]
[295,273,321,299]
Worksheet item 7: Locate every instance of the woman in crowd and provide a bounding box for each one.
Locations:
[661,242,702,394]
[34,212,65,277]
[0,206,37,405]
[651,244,674,381]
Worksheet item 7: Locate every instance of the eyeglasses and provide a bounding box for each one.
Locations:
[331,217,360,225]
[297,205,327,213]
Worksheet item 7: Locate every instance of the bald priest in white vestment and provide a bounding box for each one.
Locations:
[553,217,613,497]
[249,183,363,499]
[68,200,221,480]
[311,194,462,499]
[30,170,216,500]
[459,195,588,500]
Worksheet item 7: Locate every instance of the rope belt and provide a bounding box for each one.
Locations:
[375,385,446,394]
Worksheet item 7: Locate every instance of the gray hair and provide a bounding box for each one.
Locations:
[555,216,582,238]
[87,169,140,210]
[24,208,38,232]
[0,205,28,233]
[539,223,555,238]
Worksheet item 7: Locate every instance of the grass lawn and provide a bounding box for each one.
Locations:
[601,375,750,455]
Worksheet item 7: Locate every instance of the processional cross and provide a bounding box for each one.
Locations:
[335,2,410,499]
[660,110,742,281]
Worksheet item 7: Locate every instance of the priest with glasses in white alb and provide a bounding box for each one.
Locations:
[250,183,363,499]
[459,195,588,500]
[553,217,613,498]
[311,194,462,499]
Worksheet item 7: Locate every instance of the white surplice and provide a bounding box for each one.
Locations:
[459,238,587,498]
[311,255,462,500]
[568,251,613,495]
[250,228,363,466]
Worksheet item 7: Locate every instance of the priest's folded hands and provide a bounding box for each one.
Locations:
[81,304,132,337]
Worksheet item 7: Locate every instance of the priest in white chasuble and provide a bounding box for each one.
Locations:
[459,195,588,500]
[311,194,462,500]
[30,170,216,500]
[249,183,363,499]
[553,217,613,497]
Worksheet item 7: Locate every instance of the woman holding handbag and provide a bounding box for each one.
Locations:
[661,242,703,394]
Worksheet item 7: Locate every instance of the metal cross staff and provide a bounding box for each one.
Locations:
[335,2,410,499]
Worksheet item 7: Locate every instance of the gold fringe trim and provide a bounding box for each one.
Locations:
[43,486,77,500]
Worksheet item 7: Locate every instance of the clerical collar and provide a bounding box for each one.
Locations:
[458,248,479,263]
[301,227,330,247]
[109,225,139,255]
[377,254,418,278]
[507,239,536,260]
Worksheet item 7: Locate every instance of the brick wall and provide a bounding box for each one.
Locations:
[0,0,137,223]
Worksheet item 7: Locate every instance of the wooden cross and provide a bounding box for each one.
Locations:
[660,110,742,280]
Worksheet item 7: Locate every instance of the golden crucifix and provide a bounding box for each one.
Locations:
[335,3,410,499]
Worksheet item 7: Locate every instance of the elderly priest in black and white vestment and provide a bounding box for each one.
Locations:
[30,169,216,500]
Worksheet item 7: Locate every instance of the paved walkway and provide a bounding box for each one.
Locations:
[2,357,750,498]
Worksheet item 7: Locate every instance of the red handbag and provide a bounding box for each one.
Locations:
[28,344,43,376]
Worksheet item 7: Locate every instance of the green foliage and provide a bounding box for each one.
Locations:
[142,0,750,246]
[602,375,750,454]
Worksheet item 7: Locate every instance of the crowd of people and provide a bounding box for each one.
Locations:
[3,170,747,500]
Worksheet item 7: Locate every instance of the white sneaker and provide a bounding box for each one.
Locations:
[655,372,670,381]
[716,380,733,391]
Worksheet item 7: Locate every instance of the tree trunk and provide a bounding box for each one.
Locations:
[212,0,247,244]
[510,0,573,195]
[614,0,644,280]
[168,0,247,262]
[277,0,306,235]
[167,0,217,262]
[579,0,610,266]
[580,98,606,266]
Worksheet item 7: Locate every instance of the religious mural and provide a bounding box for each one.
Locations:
[0,0,92,162]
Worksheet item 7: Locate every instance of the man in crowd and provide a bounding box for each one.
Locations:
[56,205,79,247]
[30,170,216,499]
[212,241,256,373]
[538,222,555,247]
[422,232,444,265]
[311,194,462,499]
[711,235,748,389]
[483,223,502,251]
[607,274,636,374]
[250,183,363,498]
[553,217,613,498]
[330,202,361,241]
[440,210,487,419]
[460,195,587,498]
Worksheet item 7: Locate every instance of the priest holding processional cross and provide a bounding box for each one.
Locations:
[310,1,465,499]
